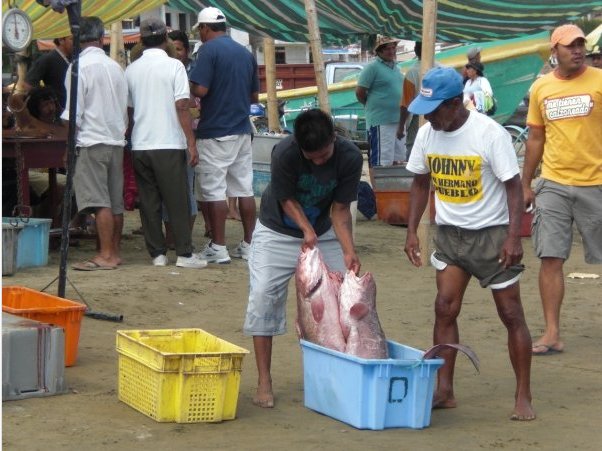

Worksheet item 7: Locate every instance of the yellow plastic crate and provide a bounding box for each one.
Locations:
[116,329,249,423]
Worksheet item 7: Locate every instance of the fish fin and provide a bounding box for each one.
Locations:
[349,303,369,320]
[306,275,323,297]
[311,300,324,322]
[423,343,480,373]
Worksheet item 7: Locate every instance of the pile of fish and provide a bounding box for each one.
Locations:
[295,247,481,369]
[295,247,388,359]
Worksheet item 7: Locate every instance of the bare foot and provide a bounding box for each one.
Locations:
[432,393,457,409]
[510,403,536,421]
[253,382,274,408]
[227,212,241,221]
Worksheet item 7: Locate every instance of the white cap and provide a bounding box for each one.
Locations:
[193,7,226,29]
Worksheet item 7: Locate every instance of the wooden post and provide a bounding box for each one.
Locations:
[263,37,281,133]
[109,22,126,69]
[15,52,29,93]
[303,0,330,114]
[417,0,438,265]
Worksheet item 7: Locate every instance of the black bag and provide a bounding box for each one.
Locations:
[357,181,376,220]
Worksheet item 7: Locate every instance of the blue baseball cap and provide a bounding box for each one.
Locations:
[408,66,464,115]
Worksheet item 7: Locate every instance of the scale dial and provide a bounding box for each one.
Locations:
[2,8,33,52]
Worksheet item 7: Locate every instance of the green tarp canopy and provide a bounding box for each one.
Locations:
[6,1,600,42]
[167,0,602,44]
[2,0,165,39]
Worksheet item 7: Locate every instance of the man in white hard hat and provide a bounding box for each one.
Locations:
[189,7,259,265]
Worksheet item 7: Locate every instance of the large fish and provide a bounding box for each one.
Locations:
[339,270,388,359]
[295,247,346,352]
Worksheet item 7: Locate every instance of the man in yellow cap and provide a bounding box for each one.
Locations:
[522,24,602,356]
[355,36,404,171]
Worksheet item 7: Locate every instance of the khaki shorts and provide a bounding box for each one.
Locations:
[243,221,345,336]
[532,179,602,264]
[432,225,524,289]
[74,144,124,214]
[28,170,66,198]
[194,134,253,202]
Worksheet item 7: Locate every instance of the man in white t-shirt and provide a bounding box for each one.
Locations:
[61,17,127,271]
[403,66,535,421]
[125,18,206,269]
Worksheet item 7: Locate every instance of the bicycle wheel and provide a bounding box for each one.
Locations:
[504,125,527,170]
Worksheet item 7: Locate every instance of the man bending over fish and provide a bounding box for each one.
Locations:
[243,109,363,408]
[403,67,535,421]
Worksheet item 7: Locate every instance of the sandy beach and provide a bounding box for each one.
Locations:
[2,209,602,450]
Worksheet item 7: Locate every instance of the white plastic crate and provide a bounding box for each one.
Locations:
[2,312,67,401]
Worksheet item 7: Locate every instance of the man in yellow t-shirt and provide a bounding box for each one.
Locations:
[522,24,602,357]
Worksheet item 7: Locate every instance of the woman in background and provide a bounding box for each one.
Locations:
[463,62,494,114]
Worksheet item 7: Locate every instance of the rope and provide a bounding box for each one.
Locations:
[11,141,32,222]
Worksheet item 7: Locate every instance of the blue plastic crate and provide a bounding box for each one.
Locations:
[300,339,444,430]
[2,218,51,269]
[252,162,271,197]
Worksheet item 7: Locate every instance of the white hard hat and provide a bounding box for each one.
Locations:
[193,7,226,29]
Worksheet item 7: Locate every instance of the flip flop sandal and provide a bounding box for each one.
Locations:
[72,260,117,271]
[532,343,563,356]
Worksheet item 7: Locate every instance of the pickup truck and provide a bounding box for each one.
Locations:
[258,62,364,92]
[324,62,365,84]
[255,62,367,143]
